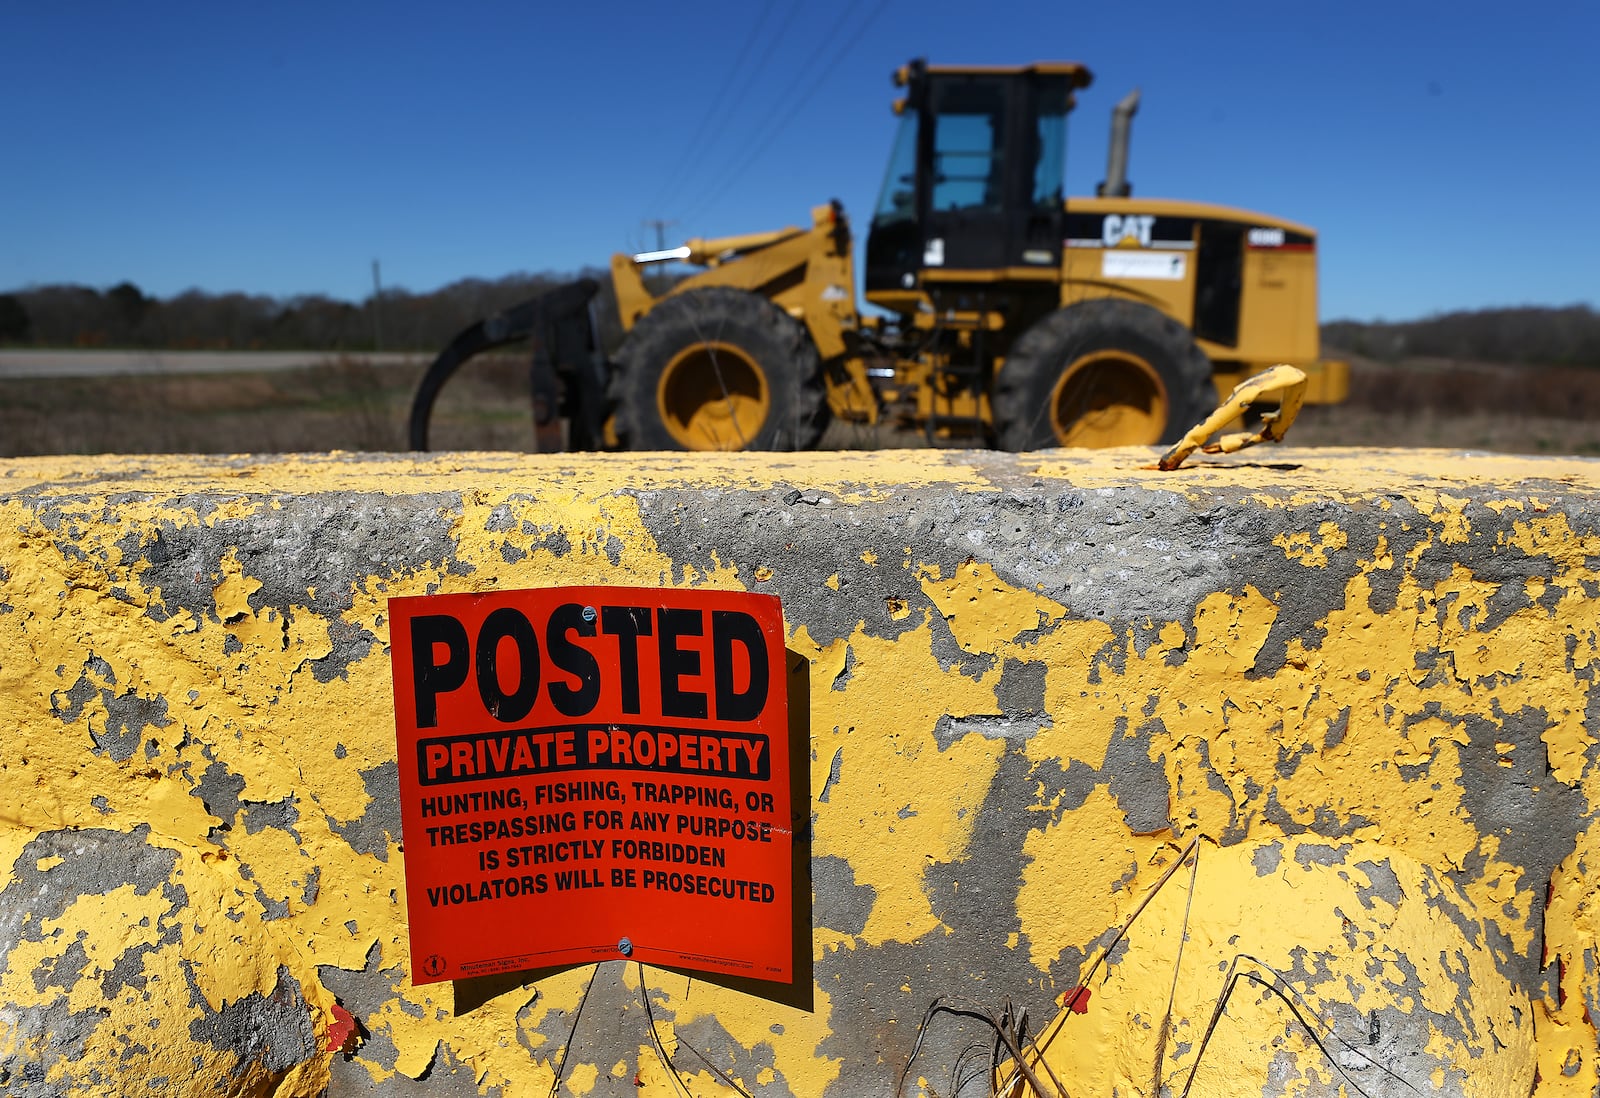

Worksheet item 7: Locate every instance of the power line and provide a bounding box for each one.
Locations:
[677,0,893,229]
[655,2,811,215]
[645,2,784,215]
[642,218,677,252]
[677,0,892,227]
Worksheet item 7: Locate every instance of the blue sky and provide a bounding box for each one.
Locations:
[3,0,1596,321]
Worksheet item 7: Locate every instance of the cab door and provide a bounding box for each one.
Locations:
[919,73,1069,275]
[920,74,1011,271]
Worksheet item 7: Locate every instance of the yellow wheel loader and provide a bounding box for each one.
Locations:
[409,59,1347,452]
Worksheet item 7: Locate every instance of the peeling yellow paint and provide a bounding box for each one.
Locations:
[1026,838,1535,1098]
[1272,519,1348,567]
[1017,786,1166,971]
[0,825,335,1095]
[920,561,1066,649]
[565,1062,599,1094]
[667,974,842,1095]
[795,620,1006,946]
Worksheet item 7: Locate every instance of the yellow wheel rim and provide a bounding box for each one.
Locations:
[1048,350,1169,447]
[657,341,770,450]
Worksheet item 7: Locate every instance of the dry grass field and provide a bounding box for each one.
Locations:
[1,352,1596,458]
[1,356,538,456]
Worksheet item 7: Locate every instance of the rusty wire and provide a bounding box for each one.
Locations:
[1150,840,1202,1095]
[636,962,753,1098]
[1175,954,1422,1098]
[949,1039,996,1098]
[898,996,1066,1098]
[992,839,1202,1097]
[546,963,601,1098]
[987,840,1425,1097]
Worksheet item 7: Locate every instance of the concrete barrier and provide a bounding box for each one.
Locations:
[0,448,1596,1096]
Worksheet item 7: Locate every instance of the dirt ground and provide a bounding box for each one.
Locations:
[2,353,1595,458]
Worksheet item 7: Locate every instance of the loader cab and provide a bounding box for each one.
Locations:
[865,60,1091,309]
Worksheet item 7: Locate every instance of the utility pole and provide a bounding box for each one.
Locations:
[371,259,383,352]
[643,219,677,253]
[641,220,677,294]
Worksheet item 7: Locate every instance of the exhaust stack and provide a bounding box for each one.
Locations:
[1096,88,1140,198]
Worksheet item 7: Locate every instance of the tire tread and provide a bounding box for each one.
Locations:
[992,298,1216,451]
[610,287,826,451]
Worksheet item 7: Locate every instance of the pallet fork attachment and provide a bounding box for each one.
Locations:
[407,278,605,451]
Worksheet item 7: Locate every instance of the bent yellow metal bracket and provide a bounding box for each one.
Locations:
[1158,364,1308,471]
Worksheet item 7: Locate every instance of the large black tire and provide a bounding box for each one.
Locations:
[992,298,1216,451]
[610,287,827,451]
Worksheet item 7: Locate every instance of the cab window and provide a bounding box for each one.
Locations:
[872,110,919,228]
[930,80,1006,212]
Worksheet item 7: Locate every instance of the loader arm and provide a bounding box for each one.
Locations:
[611,203,860,364]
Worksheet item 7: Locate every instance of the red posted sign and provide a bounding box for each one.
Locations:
[388,586,792,986]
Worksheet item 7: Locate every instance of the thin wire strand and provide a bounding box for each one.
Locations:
[676,0,892,228]
[1151,843,1202,1094]
[897,996,1058,1098]
[637,961,754,1098]
[547,963,601,1098]
[994,838,1200,1098]
[647,1,791,215]
[637,961,693,1098]
[949,1040,990,1097]
[1176,955,1422,1098]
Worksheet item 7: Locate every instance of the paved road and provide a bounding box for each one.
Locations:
[0,350,427,379]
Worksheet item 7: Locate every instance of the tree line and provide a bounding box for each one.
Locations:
[2,277,1597,368]
[0,273,616,353]
[1322,305,1600,367]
